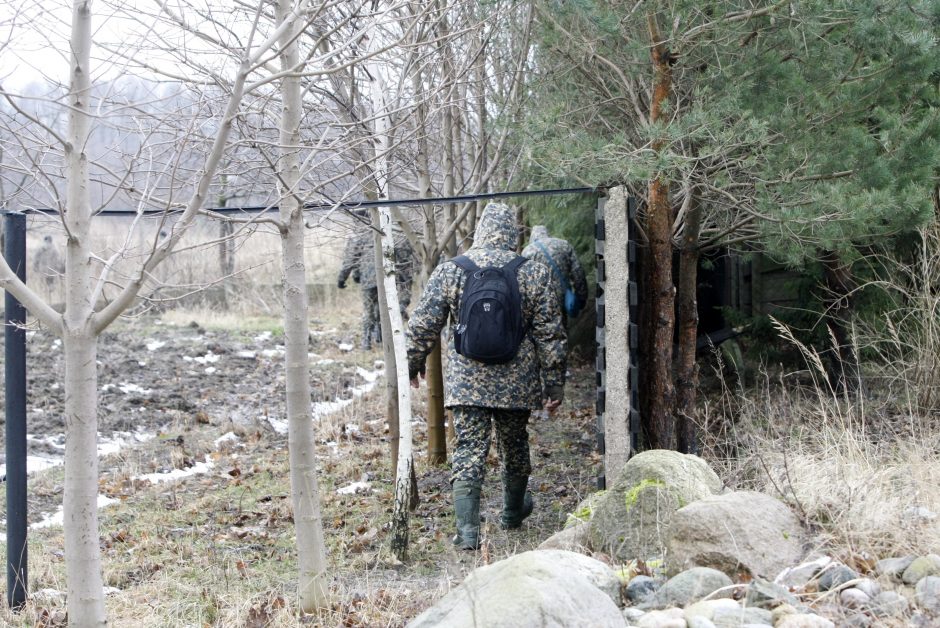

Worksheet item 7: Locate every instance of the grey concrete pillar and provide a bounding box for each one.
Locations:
[603,187,632,481]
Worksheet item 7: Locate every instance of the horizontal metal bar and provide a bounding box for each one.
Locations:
[18,186,601,218]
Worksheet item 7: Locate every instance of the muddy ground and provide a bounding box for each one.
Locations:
[0,316,600,626]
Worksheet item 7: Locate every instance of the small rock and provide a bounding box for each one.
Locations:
[623,607,646,625]
[915,575,940,612]
[637,607,685,628]
[902,554,940,585]
[909,611,935,628]
[776,557,832,589]
[711,605,773,627]
[903,506,937,522]
[870,590,909,617]
[775,614,835,628]
[745,578,798,609]
[875,556,916,580]
[771,603,798,625]
[839,588,870,609]
[684,599,740,622]
[626,575,659,603]
[687,618,716,628]
[818,564,859,591]
[841,613,872,628]
[643,567,733,609]
[852,578,881,598]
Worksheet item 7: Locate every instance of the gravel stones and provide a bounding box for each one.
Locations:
[875,556,916,579]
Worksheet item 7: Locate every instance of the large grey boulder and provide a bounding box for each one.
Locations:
[915,575,940,613]
[408,550,625,628]
[665,491,805,579]
[588,450,722,562]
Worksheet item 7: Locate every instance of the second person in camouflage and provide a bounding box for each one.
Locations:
[407,202,567,550]
[522,225,589,326]
[337,225,416,350]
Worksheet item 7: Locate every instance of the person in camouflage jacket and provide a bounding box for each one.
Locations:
[407,202,566,550]
[522,225,588,325]
[337,224,416,350]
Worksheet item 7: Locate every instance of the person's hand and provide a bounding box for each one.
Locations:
[410,368,426,389]
[337,278,346,289]
[542,385,564,415]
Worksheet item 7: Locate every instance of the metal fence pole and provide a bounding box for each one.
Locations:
[3,211,28,609]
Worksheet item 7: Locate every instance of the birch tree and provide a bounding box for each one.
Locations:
[0,2,313,623]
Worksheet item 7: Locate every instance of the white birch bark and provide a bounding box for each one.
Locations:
[367,49,414,560]
[275,0,329,611]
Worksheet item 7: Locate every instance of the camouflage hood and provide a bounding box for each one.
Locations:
[530,225,550,241]
[472,203,518,252]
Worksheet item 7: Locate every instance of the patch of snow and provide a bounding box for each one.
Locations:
[373,360,385,369]
[344,423,361,435]
[336,481,372,495]
[236,350,257,359]
[0,455,62,480]
[254,331,273,342]
[138,361,147,367]
[136,456,214,485]
[268,416,289,434]
[184,352,221,365]
[103,587,122,596]
[904,506,937,521]
[32,495,118,529]
[356,366,379,383]
[315,359,336,366]
[52,338,62,350]
[261,348,285,358]
[310,328,337,336]
[337,342,354,352]
[145,340,166,351]
[51,382,59,390]
[214,432,239,448]
[204,367,217,375]
[118,382,152,395]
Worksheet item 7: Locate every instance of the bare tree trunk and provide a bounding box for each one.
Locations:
[63,333,105,626]
[820,249,861,394]
[675,189,702,454]
[412,46,447,463]
[276,0,328,610]
[645,13,676,450]
[368,53,415,559]
[62,3,108,624]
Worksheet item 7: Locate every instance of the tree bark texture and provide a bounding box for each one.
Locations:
[820,249,861,394]
[276,0,329,611]
[645,13,677,450]
[675,191,702,454]
[63,3,108,624]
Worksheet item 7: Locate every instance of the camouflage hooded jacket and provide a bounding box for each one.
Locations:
[406,203,567,410]
[522,225,589,310]
[337,227,416,290]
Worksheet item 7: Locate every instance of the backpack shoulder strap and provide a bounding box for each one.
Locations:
[531,241,569,290]
[451,255,479,273]
[504,255,528,275]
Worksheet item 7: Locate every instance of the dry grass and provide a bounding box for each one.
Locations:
[703,325,940,561]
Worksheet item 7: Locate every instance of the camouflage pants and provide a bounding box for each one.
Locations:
[363,283,413,344]
[361,287,380,344]
[450,406,531,484]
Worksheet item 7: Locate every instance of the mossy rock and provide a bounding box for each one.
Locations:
[564,490,606,528]
[587,450,722,563]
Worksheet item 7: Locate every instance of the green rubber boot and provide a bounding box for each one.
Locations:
[451,480,482,550]
[500,475,534,529]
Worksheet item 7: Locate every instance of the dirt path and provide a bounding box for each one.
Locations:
[0,317,600,626]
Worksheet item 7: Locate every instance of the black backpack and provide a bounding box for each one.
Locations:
[451,255,527,364]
